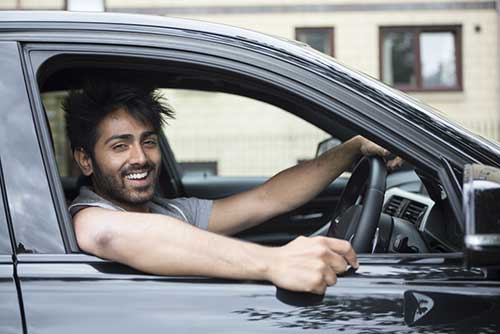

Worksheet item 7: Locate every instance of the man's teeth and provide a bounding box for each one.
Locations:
[126,171,148,180]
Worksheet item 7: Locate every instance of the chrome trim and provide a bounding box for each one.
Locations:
[290,213,324,221]
[371,227,380,254]
[465,234,500,247]
[310,221,331,237]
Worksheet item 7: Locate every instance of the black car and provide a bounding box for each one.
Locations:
[0,11,499,334]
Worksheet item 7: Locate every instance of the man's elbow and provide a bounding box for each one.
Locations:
[73,210,115,257]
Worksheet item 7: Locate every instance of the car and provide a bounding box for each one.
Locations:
[0,10,499,334]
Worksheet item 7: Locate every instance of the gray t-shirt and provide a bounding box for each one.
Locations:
[68,186,213,230]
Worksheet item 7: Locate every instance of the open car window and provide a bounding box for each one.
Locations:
[162,89,330,178]
[34,48,463,256]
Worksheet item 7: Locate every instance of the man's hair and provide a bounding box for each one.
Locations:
[63,79,175,155]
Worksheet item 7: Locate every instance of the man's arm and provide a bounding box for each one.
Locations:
[74,207,358,295]
[208,135,389,235]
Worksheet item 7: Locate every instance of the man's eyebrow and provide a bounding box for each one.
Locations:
[141,131,158,140]
[104,134,133,145]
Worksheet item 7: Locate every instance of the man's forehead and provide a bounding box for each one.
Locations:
[97,109,156,142]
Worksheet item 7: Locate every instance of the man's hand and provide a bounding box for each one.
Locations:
[356,135,403,171]
[358,135,389,158]
[265,236,358,295]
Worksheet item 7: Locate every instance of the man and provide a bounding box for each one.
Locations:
[65,80,396,295]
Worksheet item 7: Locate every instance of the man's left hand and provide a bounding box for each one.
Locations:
[356,136,403,171]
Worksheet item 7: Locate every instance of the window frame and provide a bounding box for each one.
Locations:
[0,157,14,255]
[379,25,463,92]
[25,33,465,256]
[295,27,335,57]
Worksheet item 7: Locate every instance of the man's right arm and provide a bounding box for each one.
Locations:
[73,207,358,295]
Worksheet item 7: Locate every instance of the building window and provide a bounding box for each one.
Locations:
[380,26,462,91]
[295,27,335,56]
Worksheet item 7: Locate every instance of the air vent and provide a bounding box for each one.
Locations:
[402,201,428,224]
[383,196,404,216]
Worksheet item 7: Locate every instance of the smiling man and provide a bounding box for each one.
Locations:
[64,80,391,295]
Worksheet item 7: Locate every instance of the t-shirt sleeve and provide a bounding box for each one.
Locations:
[68,201,122,217]
[169,197,213,230]
[68,187,125,217]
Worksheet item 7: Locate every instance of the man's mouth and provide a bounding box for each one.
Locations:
[125,170,149,180]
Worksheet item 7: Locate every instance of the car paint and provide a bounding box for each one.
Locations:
[0,11,498,333]
[14,254,500,333]
[0,256,23,334]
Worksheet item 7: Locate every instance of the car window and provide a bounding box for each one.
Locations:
[162,89,330,178]
[42,91,76,178]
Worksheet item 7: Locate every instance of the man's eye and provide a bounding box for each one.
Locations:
[112,144,127,151]
[144,139,157,147]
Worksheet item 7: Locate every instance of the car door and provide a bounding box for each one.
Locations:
[9,19,500,333]
[0,41,36,334]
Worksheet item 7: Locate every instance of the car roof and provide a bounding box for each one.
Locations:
[0,10,306,51]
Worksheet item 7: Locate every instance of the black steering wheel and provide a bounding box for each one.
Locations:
[276,156,388,306]
[327,156,387,253]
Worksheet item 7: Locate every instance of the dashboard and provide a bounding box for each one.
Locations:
[382,171,457,253]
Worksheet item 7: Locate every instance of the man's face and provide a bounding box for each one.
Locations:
[90,108,161,210]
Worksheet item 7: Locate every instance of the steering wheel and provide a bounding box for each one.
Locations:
[327,156,387,253]
[276,156,387,306]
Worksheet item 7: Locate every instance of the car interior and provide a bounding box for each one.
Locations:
[36,54,464,255]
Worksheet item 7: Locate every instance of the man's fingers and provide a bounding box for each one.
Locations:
[379,146,390,157]
[322,237,359,269]
[326,250,349,273]
[323,267,338,286]
[360,138,390,158]
[387,156,404,170]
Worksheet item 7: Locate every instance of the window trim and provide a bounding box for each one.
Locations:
[22,48,77,254]
[379,25,463,92]
[0,157,14,255]
[295,26,335,57]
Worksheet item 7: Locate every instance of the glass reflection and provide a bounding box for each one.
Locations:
[383,31,416,86]
[420,32,457,88]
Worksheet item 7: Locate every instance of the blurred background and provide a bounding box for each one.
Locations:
[3,0,499,177]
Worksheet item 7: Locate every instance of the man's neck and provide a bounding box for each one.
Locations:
[93,187,151,213]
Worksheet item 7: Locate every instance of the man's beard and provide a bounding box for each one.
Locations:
[91,158,158,207]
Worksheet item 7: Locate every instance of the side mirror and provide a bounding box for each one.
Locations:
[463,164,500,268]
[316,137,342,158]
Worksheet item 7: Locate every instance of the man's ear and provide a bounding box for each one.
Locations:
[73,148,94,176]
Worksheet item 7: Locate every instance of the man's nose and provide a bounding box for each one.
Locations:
[129,144,147,165]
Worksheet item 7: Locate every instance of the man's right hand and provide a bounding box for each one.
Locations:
[265,236,358,295]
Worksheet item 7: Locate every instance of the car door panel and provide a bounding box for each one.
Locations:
[183,175,348,244]
[0,257,23,334]
[17,254,500,333]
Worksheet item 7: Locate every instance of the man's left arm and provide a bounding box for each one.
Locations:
[208,136,391,235]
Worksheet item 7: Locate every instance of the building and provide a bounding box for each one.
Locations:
[3,0,499,176]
